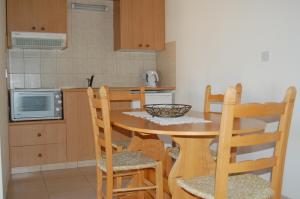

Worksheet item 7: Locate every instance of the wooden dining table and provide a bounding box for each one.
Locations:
[110,110,266,199]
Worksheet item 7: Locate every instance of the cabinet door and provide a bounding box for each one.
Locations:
[152,0,165,50]
[7,0,39,32]
[64,91,95,162]
[118,0,143,49]
[45,123,66,144]
[142,0,155,49]
[37,0,67,33]
[142,0,165,50]
[45,144,67,164]
[115,0,165,51]
[9,125,45,147]
[10,145,45,167]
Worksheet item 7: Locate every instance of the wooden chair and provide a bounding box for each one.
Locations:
[168,83,242,160]
[177,86,296,199]
[108,87,146,152]
[203,83,242,113]
[87,86,164,199]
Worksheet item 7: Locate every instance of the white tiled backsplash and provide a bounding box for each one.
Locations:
[7,0,156,89]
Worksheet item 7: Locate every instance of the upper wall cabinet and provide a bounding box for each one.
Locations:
[114,0,165,51]
[7,0,67,39]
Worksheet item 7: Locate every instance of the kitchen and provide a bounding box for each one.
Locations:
[1,0,300,199]
[2,0,177,198]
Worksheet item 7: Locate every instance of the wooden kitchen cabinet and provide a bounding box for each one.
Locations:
[36,0,67,33]
[10,143,67,167]
[63,90,96,162]
[114,0,165,51]
[7,0,67,46]
[9,121,67,167]
[63,89,132,162]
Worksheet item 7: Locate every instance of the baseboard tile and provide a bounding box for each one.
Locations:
[11,160,96,174]
[77,160,96,167]
[12,165,41,174]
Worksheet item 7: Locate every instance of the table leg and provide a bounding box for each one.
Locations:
[169,136,216,199]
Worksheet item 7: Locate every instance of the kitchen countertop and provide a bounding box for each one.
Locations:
[62,86,176,92]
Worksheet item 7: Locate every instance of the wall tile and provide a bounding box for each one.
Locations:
[9,74,25,89]
[57,58,73,74]
[25,74,41,88]
[41,58,57,74]
[156,41,176,87]
[9,49,23,58]
[40,50,57,58]
[41,74,58,88]
[56,74,75,88]
[73,74,90,88]
[24,58,41,73]
[24,49,41,58]
[9,57,24,73]
[7,0,157,89]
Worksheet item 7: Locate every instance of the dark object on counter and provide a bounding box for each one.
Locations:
[87,75,94,87]
[144,104,192,118]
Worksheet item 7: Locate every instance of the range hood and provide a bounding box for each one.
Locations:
[11,32,67,50]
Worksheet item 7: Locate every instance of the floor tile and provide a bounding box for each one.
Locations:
[8,172,47,193]
[79,166,96,177]
[48,187,96,199]
[7,168,102,199]
[6,191,49,199]
[43,168,82,180]
[44,175,91,194]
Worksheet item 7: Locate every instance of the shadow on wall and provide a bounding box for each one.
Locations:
[156,41,176,87]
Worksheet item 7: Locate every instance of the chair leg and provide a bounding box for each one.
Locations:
[137,170,145,199]
[96,167,103,199]
[155,162,164,199]
[106,172,114,199]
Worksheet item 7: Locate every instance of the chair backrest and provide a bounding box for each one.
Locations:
[215,86,296,199]
[109,87,146,109]
[87,86,114,181]
[203,83,242,113]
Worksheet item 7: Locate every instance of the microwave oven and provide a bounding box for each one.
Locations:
[10,89,63,121]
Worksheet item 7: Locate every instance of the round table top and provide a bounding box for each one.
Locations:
[110,110,266,136]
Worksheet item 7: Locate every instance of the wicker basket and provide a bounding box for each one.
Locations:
[144,104,192,118]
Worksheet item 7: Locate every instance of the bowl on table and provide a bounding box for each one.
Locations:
[144,104,192,118]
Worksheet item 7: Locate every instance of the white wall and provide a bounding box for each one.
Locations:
[0,0,9,198]
[166,1,300,198]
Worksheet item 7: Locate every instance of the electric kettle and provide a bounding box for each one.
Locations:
[145,71,159,87]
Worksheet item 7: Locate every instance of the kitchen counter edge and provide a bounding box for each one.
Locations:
[62,86,176,92]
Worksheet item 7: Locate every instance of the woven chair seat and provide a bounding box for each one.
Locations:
[99,151,158,172]
[112,140,131,149]
[177,174,274,199]
[168,146,217,160]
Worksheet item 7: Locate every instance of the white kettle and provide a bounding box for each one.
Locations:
[145,71,159,87]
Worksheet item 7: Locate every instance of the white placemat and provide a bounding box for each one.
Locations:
[123,111,211,126]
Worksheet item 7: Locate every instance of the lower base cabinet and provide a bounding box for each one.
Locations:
[9,121,67,168]
[10,143,66,167]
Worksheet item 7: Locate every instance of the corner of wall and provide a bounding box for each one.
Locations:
[0,0,10,198]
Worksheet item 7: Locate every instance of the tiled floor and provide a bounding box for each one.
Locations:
[7,167,98,199]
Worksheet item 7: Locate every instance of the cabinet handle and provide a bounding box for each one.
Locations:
[41,27,45,31]
[146,44,150,48]
[32,26,36,30]
[38,153,42,158]
[138,44,143,47]
[37,133,42,137]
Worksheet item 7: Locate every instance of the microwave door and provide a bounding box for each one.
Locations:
[13,92,55,120]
